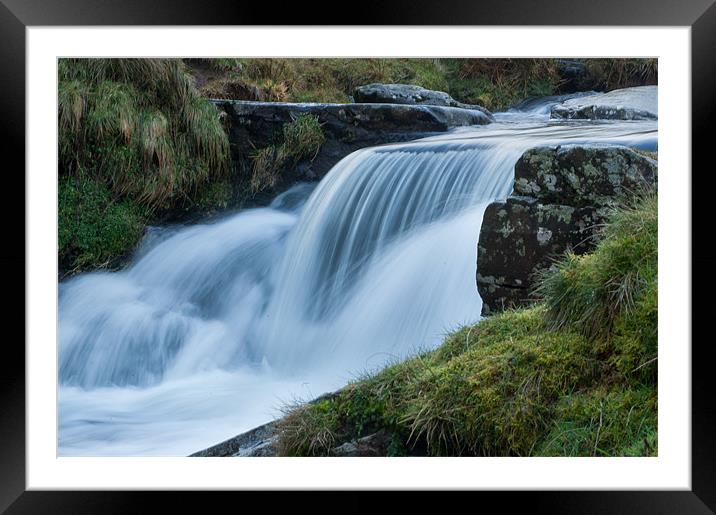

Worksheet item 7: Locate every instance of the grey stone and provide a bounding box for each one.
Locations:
[550,86,657,120]
[353,83,493,119]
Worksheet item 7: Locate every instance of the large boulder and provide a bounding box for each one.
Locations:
[353,83,493,118]
[550,86,657,120]
[477,145,657,315]
[215,100,493,181]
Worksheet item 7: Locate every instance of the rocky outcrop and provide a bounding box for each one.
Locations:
[477,145,657,315]
[550,86,657,120]
[215,100,493,181]
[353,83,493,118]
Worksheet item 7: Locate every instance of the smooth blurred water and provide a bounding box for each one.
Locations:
[58,102,657,456]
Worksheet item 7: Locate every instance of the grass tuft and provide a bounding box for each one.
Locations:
[535,192,657,343]
[249,113,325,193]
[58,58,231,270]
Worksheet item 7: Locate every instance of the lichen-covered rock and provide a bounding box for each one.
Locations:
[550,86,657,120]
[514,145,657,206]
[477,145,657,315]
[477,198,610,314]
[353,83,494,119]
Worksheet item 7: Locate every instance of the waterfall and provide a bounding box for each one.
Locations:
[58,112,657,456]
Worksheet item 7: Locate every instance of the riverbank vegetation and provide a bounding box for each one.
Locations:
[249,113,325,194]
[58,59,231,272]
[276,191,658,456]
[188,58,657,112]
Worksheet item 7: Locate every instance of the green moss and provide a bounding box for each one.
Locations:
[535,386,657,456]
[59,174,146,271]
[606,279,658,384]
[399,309,596,455]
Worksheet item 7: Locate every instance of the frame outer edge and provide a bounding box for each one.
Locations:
[691,0,716,511]
[0,0,27,512]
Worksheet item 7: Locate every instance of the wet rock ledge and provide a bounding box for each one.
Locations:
[477,145,657,315]
[550,85,657,120]
[215,100,493,179]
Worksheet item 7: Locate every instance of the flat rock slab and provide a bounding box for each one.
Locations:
[218,100,493,134]
[550,86,657,120]
[353,83,493,118]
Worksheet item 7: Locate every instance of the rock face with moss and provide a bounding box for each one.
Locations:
[353,83,493,116]
[477,145,657,314]
[216,100,492,180]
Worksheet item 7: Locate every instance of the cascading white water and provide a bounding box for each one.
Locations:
[59,99,657,456]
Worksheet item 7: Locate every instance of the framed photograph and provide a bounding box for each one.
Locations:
[2,0,714,512]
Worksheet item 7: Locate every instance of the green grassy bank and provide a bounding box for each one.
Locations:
[276,192,658,456]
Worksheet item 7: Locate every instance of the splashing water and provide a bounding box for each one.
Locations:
[59,104,657,456]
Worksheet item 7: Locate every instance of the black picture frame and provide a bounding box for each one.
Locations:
[2,1,714,512]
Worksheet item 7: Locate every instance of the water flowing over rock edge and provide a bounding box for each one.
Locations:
[190,144,658,457]
[58,90,658,457]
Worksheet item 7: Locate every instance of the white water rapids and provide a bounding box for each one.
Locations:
[58,98,657,455]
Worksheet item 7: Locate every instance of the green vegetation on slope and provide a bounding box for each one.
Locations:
[58,58,231,272]
[276,192,658,457]
[59,174,146,270]
[249,114,325,194]
[189,58,657,113]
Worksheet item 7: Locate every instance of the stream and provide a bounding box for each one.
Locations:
[58,97,657,456]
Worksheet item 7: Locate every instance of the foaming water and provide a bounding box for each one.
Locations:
[59,107,657,456]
